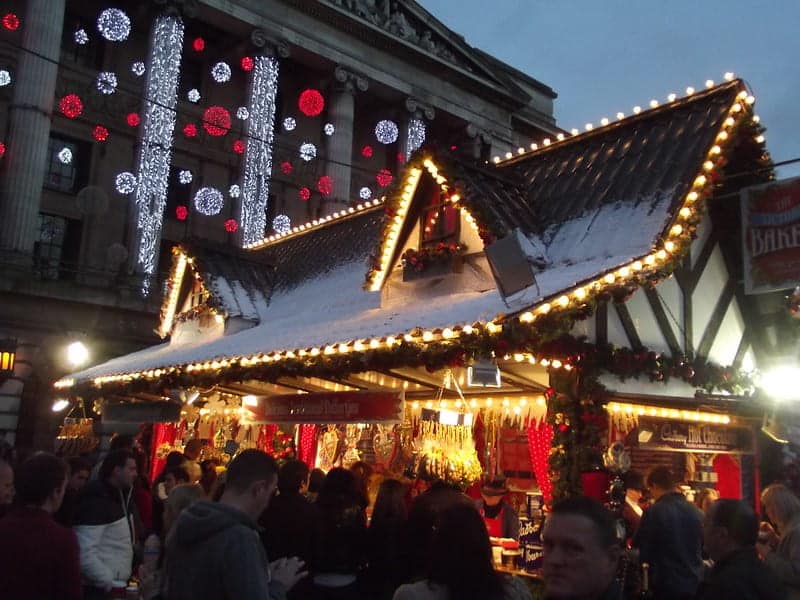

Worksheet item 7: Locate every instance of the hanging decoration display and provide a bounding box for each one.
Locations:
[299,142,317,162]
[115,172,137,194]
[192,37,205,52]
[57,148,73,165]
[0,142,5,159]
[187,88,201,103]
[131,61,146,77]
[317,175,333,196]
[182,123,198,138]
[228,184,241,198]
[359,187,372,200]
[237,55,280,246]
[96,8,131,42]
[0,70,10,87]
[298,89,324,117]
[203,106,231,136]
[375,119,399,144]
[376,169,393,187]
[324,123,335,136]
[193,187,224,216]
[93,125,109,142]
[283,117,296,131]
[414,421,482,488]
[59,94,83,119]
[299,187,311,201]
[2,13,19,31]
[232,140,245,154]
[178,170,193,184]
[406,118,426,156]
[273,214,291,234]
[224,219,238,233]
[130,13,184,291]
[126,113,141,127]
[527,418,554,504]
[175,205,188,221]
[95,71,118,95]
[361,145,373,158]
[73,28,89,45]
[236,107,249,120]
[280,161,293,175]
[211,61,232,83]
[240,56,254,72]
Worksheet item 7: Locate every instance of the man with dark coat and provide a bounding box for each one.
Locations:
[476,475,520,539]
[634,466,704,599]
[696,498,785,599]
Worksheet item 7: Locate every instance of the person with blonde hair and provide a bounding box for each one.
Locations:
[758,483,800,598]
[696,487,720,514]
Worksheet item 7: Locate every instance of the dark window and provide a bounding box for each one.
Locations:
[60,13,103,70]
[34,214,82,280]
[420,188,459,246]
[45,135,90,193]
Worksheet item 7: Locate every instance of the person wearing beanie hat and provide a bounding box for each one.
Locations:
[476,475,519,540]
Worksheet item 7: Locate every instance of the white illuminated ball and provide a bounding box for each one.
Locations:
[97,8,131,42]
[131,62,146,77]
[283,117,297,131]
[74,28,89,45]
[375,119,399,144]
[324,123,335,136]
[187,88,201,103]
[273,214,291,235]
[96,71,118,95]
[193,187,224,216]
[211,62,232,83]
[299,142,317,162]
[66,341,90,367]
[236,107,249,120]
[178,170,193,184]
[359,187,372,200]
[229,184,241,198]
[57,147,73,165]
[0,70,11,87]
[115,172,137,194]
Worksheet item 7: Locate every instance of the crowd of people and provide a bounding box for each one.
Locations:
[0,438,799,599]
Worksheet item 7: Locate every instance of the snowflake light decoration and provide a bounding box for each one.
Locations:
[298,89,324,117]
[359,187,372,200]
[375,119,399,144]
[95,71,118,95]
[299,187,311,201]
[126,113,140,127]
[74,28,89,45]
[115,172,137,194]
[203,106,231,136]
[57,147,73,165]
[224,219,238,233]
[236,107,249,120]
[211,61,231,83]
[59,94,83,119]
[97,8,131,42]
[376,169,393,187]
[93,125,109,142]
[240,56,254,72]
[0,70,10,87]
[178,170,193,184]
[299,142,317,162]
[283,117,296,131]
[229,184,241,198]
[131,62,146,77]
[187,88,201,103]
[324,123,335,136]
[273,214,291,234]
[193,187,224,216]
[317,175,333,196]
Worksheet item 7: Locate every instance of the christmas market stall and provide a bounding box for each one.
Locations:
[56,79,772,517]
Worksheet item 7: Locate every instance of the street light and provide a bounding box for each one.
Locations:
[0,338,16,375]
[51,399,70,412]
[67,341,90,367]
[759,365,800,402]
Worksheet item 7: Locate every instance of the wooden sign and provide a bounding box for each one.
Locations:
[243,391,404,424]
[636,416,754,454]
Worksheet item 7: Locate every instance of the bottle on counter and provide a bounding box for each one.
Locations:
[640,562,654,599]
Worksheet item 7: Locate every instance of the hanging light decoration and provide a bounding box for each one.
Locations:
[74,28,89,45]
[240,56,254,71]
[406,118,426,155]
[96,8,131,42]
[375,119,399,144]
[0,142,5,159]
[299,142,316,162]
[183,123,198,138]
[193,186,224,216]
[299,187,311,201]
[126,112,140,127]
[229,184,241,198]
[359,187,372,200]
[95,71,118,95]
[187,88,201,103]
[176,205,189,220]
[232,140,245,154]
[178,170,193,184]
[2,13,20,31]
[115,172,137,194]
[280,161,293,175]
[273,214,291,234]
[59,94,83,119]
[203,106,231,136]
[361,145,373,158]
[283,117,296,131]
[211,61,231,83]
[131,61,146,77]
[192,37,205,52]
[92,125,109,142]
[57,147,73,165]
[376,168,393,187]
[236,107,249,120]
[224,219,238,233]
[298,89,324,117]
[324,123,335,136]
[317,175,333,196]
[0,70,10,87]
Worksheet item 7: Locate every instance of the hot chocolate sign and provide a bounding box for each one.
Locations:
[636,417,753,454]
[243,391,404,424]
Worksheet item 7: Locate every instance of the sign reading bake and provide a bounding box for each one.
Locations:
[637,417,753,454]
[244,391,404,424]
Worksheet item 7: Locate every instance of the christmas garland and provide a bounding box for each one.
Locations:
[401,242,465,272]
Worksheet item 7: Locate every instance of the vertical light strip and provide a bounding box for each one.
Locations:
[406,118,426,156]
[132,14,184,292]
[238,55,279,246]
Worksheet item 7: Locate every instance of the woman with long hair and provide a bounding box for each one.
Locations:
[758,483,800,598]
[393,503,530,600]
[365,479,408,599]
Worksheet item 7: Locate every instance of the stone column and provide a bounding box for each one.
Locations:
[399,97,435,169]
[0,0,66,262]
[324,66,368,215]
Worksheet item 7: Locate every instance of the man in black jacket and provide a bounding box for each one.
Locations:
[634,467,704,599]
[696,499,785,599]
